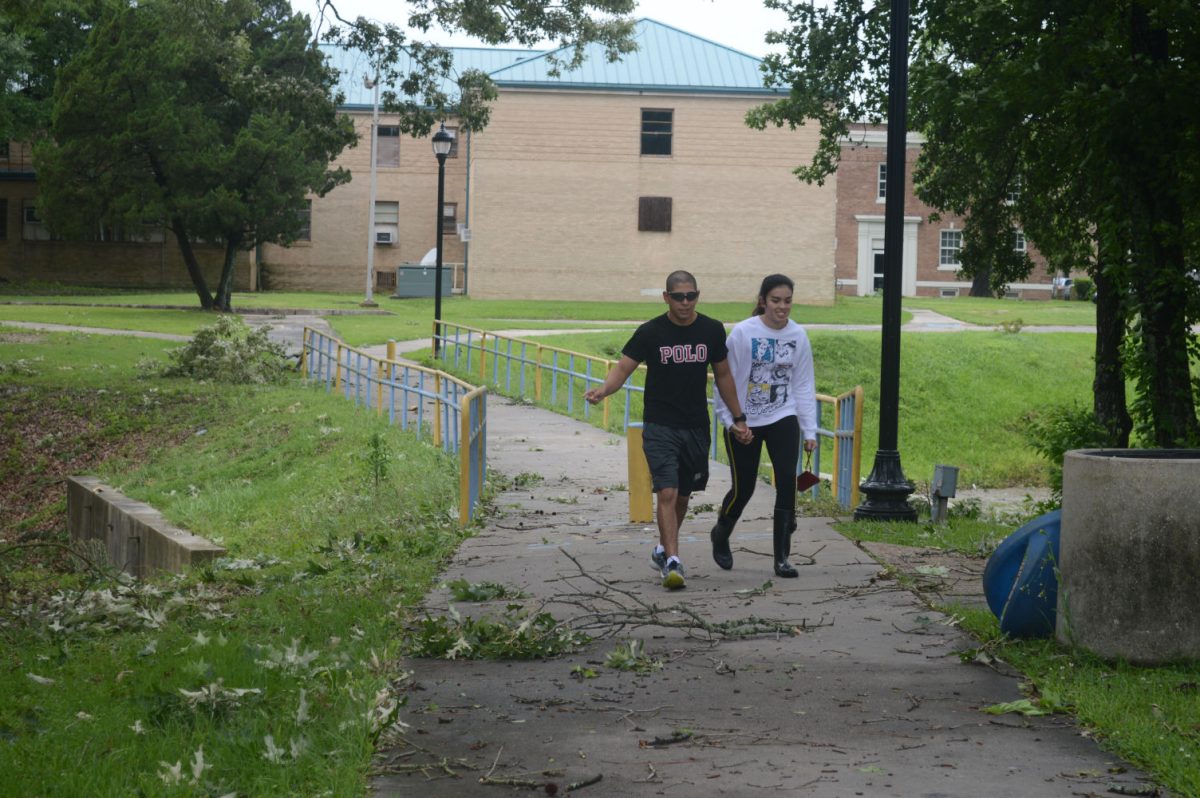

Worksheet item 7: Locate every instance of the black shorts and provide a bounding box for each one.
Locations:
[642,422,710,495]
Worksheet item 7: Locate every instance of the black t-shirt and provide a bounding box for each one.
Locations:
[622,313,729,429]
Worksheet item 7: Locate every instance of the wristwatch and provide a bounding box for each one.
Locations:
[732,414,747,424]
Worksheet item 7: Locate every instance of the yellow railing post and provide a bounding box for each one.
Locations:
[433,373,443,446]
[299,327,308,373]
[375,356,385,416]
[851,385,864,509]
[387,339,396,361]
[335,344,344,392]
[479,333,488,382]
[627,424,653,523]
[535,345,543,402]
[459,392,471,527]
[602,359,612,430]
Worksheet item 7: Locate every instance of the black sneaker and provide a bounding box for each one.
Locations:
[651,547,667,573]
[662,560,686,590]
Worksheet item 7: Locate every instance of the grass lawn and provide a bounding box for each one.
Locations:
[0,328,467,796]
[915,295,1097,326]
[0,304,219,336]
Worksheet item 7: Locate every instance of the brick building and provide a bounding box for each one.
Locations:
[835,125,1057,299]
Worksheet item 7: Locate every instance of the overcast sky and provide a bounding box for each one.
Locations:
[291,0,791,58]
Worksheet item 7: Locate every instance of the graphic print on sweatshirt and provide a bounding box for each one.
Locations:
[747,337,797,414]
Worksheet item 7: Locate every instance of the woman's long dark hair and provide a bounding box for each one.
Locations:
[752,274,795,316]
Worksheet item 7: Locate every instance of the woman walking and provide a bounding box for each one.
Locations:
[712,274,818,577]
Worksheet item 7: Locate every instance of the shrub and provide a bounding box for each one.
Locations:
[162,315,291,384]
[1070,277,1094,301]
[1024,404,1118,500]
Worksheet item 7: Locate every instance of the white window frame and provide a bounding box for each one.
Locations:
[876,163,887,202]
[1013,229,1026,253]
[939,229,962,270]
[1006,176,1022,205]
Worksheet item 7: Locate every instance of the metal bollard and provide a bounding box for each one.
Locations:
[627,423,653,523]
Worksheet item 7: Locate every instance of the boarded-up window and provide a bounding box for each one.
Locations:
[638,197,672,232]
[641,109,672,156]
[441,202,457,235]
[376,126,400,167]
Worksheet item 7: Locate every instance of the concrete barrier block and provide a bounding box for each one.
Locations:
[67,476,226,578]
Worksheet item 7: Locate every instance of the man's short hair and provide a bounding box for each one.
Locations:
[665,271,698,291]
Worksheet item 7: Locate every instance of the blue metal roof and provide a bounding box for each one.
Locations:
[321,18,778,107]
[488,19,778,95]
[322,44,542,109]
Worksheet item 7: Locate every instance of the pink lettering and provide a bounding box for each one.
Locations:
[658,344,708,364]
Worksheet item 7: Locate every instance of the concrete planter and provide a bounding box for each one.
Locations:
[1058,448,1200,664]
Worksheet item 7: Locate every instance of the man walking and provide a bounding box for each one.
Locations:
[585,271,751,589]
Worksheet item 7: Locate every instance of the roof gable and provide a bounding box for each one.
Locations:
[487,18,775,94]
[322,17,778,108]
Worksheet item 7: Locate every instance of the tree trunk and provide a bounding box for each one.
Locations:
[214,236,240,313]
[1091,261,1131,447]
[1124,2,1199,446]
[171,216,214,310]
[968,269,992,298]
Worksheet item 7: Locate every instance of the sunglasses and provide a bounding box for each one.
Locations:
[667,291,700,302]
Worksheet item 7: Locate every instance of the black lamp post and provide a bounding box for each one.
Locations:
[431,123,454,357]
[854,0,917,522]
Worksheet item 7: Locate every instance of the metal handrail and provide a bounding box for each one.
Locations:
[300,327,487,526]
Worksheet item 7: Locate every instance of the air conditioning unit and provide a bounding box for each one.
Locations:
[375,230,394,245]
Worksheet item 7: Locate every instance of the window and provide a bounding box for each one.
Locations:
[441,202,457,235]
[877,163,887,200]
[1007,176,1022,204]
[374,201,399,225]
[640,109,672,156]
[638,196,672,232]
[939,230,962,267]
[1012,229,1026,253]
[376,125,400,167]
[0,142,9,159]
[445,126,459,158]
[296,200,312,241]
[22,200,49,241]
[0,199,7,240]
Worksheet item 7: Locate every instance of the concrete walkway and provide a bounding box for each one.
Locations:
[368,395,1156,797]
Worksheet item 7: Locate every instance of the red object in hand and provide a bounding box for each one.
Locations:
[796,450,819,491]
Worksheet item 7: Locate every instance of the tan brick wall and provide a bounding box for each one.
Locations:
[464,90,835,304]
[258,114,467,293]
[0,181,250,290]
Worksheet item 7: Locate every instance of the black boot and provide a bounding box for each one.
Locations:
[773,510,798,578]
[710,516,735,570]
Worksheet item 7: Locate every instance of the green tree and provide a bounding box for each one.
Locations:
[751,0,1199,447]
[314,0,637,135]
[0,0,105,143]
[33,0,356,311]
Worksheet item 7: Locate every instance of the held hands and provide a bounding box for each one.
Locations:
[731,421,753,445]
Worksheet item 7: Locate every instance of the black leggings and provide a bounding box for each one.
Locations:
[718,415,801,522]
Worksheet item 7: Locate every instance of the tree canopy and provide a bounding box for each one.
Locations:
[752,0,1199,447]
[7,0,638,310]
[29,0,356,310]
